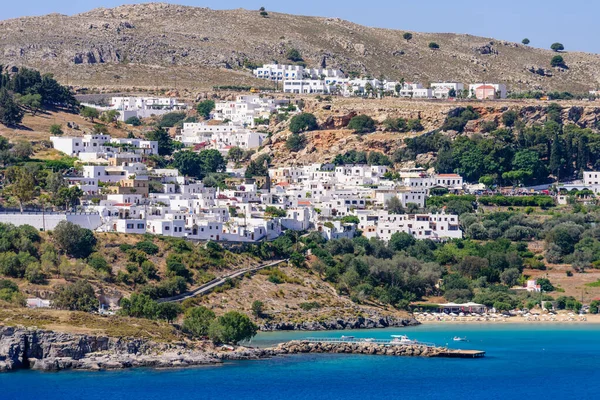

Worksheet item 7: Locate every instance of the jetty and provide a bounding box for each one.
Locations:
[274,338,485,359]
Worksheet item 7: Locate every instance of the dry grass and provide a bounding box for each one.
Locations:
[0,304,181,341]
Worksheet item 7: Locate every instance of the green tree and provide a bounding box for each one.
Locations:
[183,306,216,337]
[428,42,440,49]
[251,300,265,317]
[228,146,244,162]
[289,113,318,133]
[548,132,563,180]
[285,133,307,151]
[500,268,520,287]
[389,232,416,251]
[407,119,424,132]
[159,112,186,128]
[53,221,97,258]
[289,252,306,268]
[125,116,142,126]
[157,302,182,323]
[502,110,518,127]
[550,42,564,52]
[348,115,376,134]
[196,100,216,119]
[590,300,600,314]
[551,55,565,68]
[146,127,173,156]
[522,38,530,45]
[80,106,99,122]
[11,140,33,159]
[119,293,159,319]
[0,88,24,126]
[53,280,99,312]
[49,124,64,135]
[403,32,413,41]
[16,93,42,115]
[208,311,258,344]
[5,167,36,212]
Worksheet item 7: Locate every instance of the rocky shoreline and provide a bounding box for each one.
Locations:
[260,315,419,331]
[0,326,276,372]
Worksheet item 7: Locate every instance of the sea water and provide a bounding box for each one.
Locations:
[2,324,600,400]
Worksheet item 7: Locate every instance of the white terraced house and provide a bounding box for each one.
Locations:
[213,95,290,126]
[430,82,465,98]
[356,210,462,242]
[177,122,265,150]
[50,134,158,158]
[254,64,344,81]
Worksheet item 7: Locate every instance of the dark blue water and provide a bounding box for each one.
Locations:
[2,324,600,400]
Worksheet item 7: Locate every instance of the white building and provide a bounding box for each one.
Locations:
[431,82,465,99]
[357,210,462,242]
[50,134,158,158]
[213,95,290,126]
[254,64,344,81]
[468,83,507,100]
[177,122,266,151]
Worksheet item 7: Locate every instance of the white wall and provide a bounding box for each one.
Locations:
[0,212,102,231]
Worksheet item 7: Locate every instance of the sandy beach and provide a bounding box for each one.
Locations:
[415,312,600,324]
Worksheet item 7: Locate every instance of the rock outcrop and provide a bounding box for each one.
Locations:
[0,326,275,372]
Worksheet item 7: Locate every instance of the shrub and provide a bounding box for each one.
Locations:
[550,42,564,52]
[348,115,376,134]
[208,311,258,344]
[196,100,215,119]
[88,254,111,274]
[136,241,159,255]
[251,300,265,317]
[53,281,99,312]
[299,301,321,311]
[289,113,318,133]
[183,306,216,337]
[285,133,307,152]
[428,42,440,49]
[502,110,518,127]
[158,112,186,128]
[125,116,142,126]
[551,55,566,68]
[53,221,97,258]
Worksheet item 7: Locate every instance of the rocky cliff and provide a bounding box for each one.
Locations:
[261,314,419,331]
[0,326,274,372]
[1,3,599,91]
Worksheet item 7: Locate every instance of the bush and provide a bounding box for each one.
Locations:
[550,42,564,52]
[53,281,99,312]
[183,306,216,337]
[53,221,97,258]
[286,48,303,62]
[299,301,321,311]
[289,113,318,133]
[285,133,307,152]
[428,42,440,49]
[125,116,142,126]
[348,115,376,134]
[196,100,215,119]
[88,254,111,274]
[251,300,265,317]
[158,112,186,128]
[136,241,159,255]
[119,293,159,319]
[502,110,518,127]
[551,55,566,68]
[49,124,64,135]
[208,311,258,344]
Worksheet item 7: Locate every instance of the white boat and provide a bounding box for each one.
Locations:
[453,336,468,342]
[340,335,355,340]
[390,335,418,345]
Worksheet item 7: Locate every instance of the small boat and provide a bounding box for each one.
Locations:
[390,335,418,345]
[341,335,355,340]
[362,338,376,342]
[453,336,468,342]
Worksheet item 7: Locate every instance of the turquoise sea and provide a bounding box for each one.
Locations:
[2,324,600,400]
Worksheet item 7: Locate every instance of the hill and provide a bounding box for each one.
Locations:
[1,3,599,92]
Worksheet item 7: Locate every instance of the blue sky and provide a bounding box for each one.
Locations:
[4,0,599,53]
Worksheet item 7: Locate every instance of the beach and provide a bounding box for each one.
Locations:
[414,311,600,324]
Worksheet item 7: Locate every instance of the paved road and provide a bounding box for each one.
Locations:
[158,259,287,303]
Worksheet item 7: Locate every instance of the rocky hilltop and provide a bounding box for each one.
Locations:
[1,2,599,91]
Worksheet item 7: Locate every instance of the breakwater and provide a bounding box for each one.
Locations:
[274,340,485,358]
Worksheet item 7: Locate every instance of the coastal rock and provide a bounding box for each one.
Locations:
[0,326,275,372]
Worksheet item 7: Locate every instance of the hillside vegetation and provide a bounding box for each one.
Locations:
[0,3,599,91]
